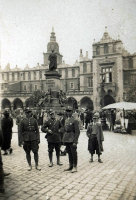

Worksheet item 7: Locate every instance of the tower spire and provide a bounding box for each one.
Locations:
[50,27,56,42]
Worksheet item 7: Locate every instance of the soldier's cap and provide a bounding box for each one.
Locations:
[93,113,100,119]
[3,110,10,115]
[49,110,55,115]
[65,106,73,111]
[57,111,63,116]
[24,107,32,113]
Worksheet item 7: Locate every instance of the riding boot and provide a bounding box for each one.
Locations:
[34,152,41,170]
[49,152,53,167]
[26,153,32,171]
[56,155,63,166]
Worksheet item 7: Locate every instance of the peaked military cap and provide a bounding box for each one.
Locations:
[24,107,32,113]
[65,106,73,111]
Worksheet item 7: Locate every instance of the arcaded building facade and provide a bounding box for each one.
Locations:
[0,29,136,112]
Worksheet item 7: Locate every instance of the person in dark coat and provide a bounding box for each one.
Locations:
[16,108,25,147]
[0,116,5,193]
[1,110,13,155]
[109,109,116,131]
[87,113,104,163]
[20,108,41,171]
[41,111,63,167]
[63,106,80,173]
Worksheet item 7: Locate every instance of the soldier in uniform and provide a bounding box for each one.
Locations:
[63,106,80,173]
[41,110,62,167]
[20,108,41,171]
[16,108,25,147]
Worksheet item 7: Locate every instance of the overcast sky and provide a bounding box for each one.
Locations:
[0,0,136,69]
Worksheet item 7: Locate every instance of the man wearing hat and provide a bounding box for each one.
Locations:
[87,112,104,163]
[63,106,80,173]
[41,110,63,167]
[1,110,13,155]
[20,108,41,171]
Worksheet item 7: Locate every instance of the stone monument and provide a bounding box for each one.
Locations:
[38,50,67,112]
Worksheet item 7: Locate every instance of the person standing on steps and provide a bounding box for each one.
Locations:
[63,106,80,173]
[87,112,104,163]
[41,110,63,167]
[20,108,41,171]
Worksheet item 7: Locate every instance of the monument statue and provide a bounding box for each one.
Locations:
[48,50,57,71]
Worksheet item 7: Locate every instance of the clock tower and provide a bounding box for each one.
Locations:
[43,28,63,66]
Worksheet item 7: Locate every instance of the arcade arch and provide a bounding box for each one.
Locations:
[13,98,23,110]
[80,96,94,111]
[67,97,78,110]
[1,98,11,110]
[100,94,115,107]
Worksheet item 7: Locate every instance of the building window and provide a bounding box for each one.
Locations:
[96,46,100,55]
[72,69,75,77]
[24,85,27,91]
[113,43,116,52]
[104,44,108,54]
[39,71,42,79]
[128,57,133,69]
[83,63,87,73]
[70,82,74,89]
[34,85,37,90]
[23,72,25,80]
[17,73,19,80]
[28,72,31,80]
[34,71,36,80]
[87,77,93,87]
[65,69,68,78]
[101,67,112,83]
[90,62,93,72]
[12,73,14,81]
[59,69,62,75]
[1,84,4,90]
[130,75,136,85]
[2,74,4,80]
[7,73,9,81]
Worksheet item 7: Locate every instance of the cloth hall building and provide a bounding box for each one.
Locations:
[0,29,136,112]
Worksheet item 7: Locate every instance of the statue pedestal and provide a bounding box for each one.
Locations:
[45,70,62,91]
[42,70,66,112]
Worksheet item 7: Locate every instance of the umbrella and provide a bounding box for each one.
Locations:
[102,102,136,110]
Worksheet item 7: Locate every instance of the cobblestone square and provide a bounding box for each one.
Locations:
[0,124,136,200]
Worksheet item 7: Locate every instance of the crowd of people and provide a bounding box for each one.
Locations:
[0,106,136,193]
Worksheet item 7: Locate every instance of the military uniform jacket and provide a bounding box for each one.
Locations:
[20,117,40,142]
[41,118,61,143]
[63,116,80,144]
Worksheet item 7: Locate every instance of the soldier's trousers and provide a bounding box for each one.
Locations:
[23,141,39,165]
[0,150,4,187]
[65,143,77,168]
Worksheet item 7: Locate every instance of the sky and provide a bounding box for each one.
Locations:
[0,0,136,69]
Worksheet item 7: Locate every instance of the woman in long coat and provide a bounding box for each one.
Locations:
[87,113,104,163]
[1,110,13,155]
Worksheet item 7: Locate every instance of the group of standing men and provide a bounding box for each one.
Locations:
[0,106,104,193]
[16,106,81,173]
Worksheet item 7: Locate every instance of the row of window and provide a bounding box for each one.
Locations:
[96,43,116,55]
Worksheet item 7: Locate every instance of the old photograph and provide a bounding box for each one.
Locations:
[0,0,136,199]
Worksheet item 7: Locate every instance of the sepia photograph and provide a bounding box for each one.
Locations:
[0,0,136,199]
